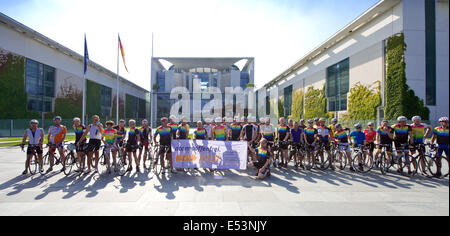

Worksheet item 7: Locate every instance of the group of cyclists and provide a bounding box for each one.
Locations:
[19,113,449,180]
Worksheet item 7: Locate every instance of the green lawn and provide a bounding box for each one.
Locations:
[0,135,77,147]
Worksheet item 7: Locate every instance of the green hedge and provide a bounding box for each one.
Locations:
[0,52,39,119]
[304,85,329,119]
[86,79,102,117]
[346,82,381,120]
[385,33,429,120]
[291,89,304,120]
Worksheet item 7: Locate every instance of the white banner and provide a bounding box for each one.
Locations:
[171,140,248,170]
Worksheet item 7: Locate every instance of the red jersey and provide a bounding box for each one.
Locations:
[364,129,376,143]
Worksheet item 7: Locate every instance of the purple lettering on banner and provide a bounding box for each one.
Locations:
[171,140,248,170]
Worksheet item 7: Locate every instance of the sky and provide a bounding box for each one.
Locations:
[0,0,379,91]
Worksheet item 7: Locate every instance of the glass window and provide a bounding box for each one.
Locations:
[425,0,436,106]
[240,72,250,90]
[266,95,270,115]
[100,85,112,117]
[157,71,165,92]
[284,85,293,117]
[25,59,55,112]
[326,58,349,112]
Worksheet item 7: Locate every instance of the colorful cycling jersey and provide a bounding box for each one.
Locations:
[168,123,178,139]
[364,129,376,143]
[73,125,86,144]
[213,125,227,141]
[139,127,151,141]
[103,128,117,145]
[392,124,412,143]
[277,124,290,141]
[377,126,394,144]
[194,128,207,140]
[155,126,172,145]
[434,126,449,145]
[290,128,303,143]
[411,123,427,143]
[334,130,349,143]
[349,130,366,145]
[178,124,190,139]
[230,123,242,140]
[317,125,331,141]
[48,125,67,144]
[126,128,139,145]
[255,147,269,164]
[113,125,126,141]
[304,127,317,144]
[260,124,275,141]
[328,124,336,138]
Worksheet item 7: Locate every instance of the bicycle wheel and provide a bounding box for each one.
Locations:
[97,154,110,174]
[315,151,330,171]
[303,154,315,170]
[442,157,449,178]
[379,152,389,175]
[63,152,74,176]
[335,151,347,171]
[28,154,38,175]
[117,154,128,176]
[154,153,163,176]
[144,149,153,171]
[416,154,431,177]
[353,152,373,173]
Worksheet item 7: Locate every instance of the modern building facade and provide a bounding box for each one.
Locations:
[0,13,149,125]
[150,57,254,126]
[257,0,449,124]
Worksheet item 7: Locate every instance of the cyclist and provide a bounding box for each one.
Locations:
[204,118,213,140]
[303,120,318,166]
[194,121,207,140]
[334,124,354,171]
[313,117,320,129]
[290,121,304,169]
[288,118,294,129]
[168,115,179,140]
[299,119,306,130]
[248,138,271,180]
[102,121,118,174]
[79,115,103,174]
[213,117,227,141]
[20,120,44,175]
[260,117,276,167]
[328,118,338,139]
[124,119,141,172]
[139,119,152,170]
[364,122,377,162]
[349,123,367,171]
[276,117,291,168]
[154,117,174,174]
[317,118,332,169]
[392,116,414,175]
[73,117,86,173]
[229,116,242,141]
[375,120,394,170]
[113,119,126,163]
[410,116,432,175]
[47,116,67,173]
[177,117,190,140]
[430,117,449,178]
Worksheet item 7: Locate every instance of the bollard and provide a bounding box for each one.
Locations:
[10,120,13,137]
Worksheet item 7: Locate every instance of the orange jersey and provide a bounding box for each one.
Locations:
[48,125,67,144]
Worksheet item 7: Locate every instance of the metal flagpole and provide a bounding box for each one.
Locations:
[82,34,87,125]
[150,32,154,128]
[116,34,120,124]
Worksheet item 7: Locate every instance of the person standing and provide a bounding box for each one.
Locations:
[47,116,67,173]
[20,120,44,175]
[79,115,103,174]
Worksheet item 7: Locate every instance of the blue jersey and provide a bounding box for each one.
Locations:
[349,131,366,145]
[290,128,303,143]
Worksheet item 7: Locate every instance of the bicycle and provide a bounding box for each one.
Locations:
[153,145,171,176]
[375,144,392,175]
[333,143,349,171]
[42,142,64,169]
[21,145,45,176]
[426,145,449,178]
[352,144,373,173]
[314,141,332,171]
[62,143,78,176]
[302,143,316,170]
[393,143,417,177]
[144,143,157,172]
[289,142,305,170]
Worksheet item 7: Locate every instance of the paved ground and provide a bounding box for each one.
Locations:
[0,146,448,216]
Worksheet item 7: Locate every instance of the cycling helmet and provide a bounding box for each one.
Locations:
[73,117,81,122]
[412,116,422,121]
[397,116,407,122]
[161,117,168,122]
[53,116,62,121]
[314,117,320,122]
[319,118,326,122]
[300,119,305,123]
[439,117,449,122]
[215,117,223,123]
[30,119,39,124]
[307,119,314,124]
[331,118,338,123]
[354,123,362,128]
[368,122,375,126]
[335,124,342,129]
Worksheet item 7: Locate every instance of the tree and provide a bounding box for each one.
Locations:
[304,85,329,119]
[291,89,304,120]
[278,99,284,119]
[347,82,381,120]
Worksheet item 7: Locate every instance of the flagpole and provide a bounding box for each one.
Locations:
[150,32,154,129]
[116,34,120,124]
[82,34,87,126]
